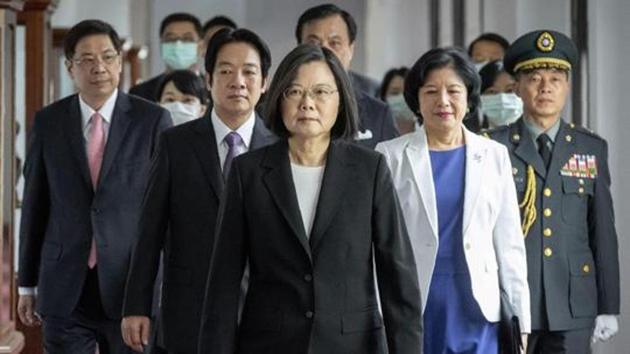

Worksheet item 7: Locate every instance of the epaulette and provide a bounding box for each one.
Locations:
[567,122,605,141]
[481,125,510,138]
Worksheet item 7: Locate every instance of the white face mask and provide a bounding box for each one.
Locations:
[386,94,416,122]
[161,101,202,126]
[480,93,523,127]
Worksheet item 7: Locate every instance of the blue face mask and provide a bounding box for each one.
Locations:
[161,41,198,70]
[481,93,523,127]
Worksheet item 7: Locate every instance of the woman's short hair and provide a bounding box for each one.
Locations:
[263,44,358,140]
[205,28,272,81]
[478,60,508,93]
[404,47,481,123]
[379,66,409,100]
[156,70,208,104]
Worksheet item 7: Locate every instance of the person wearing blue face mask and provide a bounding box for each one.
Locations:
[479,60,523,128]
[129,13,203,102]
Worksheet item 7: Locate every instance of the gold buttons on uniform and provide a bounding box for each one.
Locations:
[512,167,518,175]
[570,123,576,128]
[583,264,590,273]
[543,188,552,197]
[544,247,553,257]
[565,135,573,142]
[579,179,585,185]
[543,208,552,217]
[578,187,585,194]
[543,228,553,237]
[512,134,521,142]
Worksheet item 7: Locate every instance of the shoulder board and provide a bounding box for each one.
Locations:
[567,123,605,141]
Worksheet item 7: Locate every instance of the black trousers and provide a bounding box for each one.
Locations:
[42,268,133,354]
[527,327,593,354]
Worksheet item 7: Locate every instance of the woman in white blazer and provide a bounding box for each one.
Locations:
[376,47,530,354]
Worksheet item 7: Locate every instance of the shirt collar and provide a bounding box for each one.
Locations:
[79,89,118,128]
[211,108,256,148]
[523,115,561,143]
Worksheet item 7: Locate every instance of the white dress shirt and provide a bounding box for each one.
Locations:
[211,109,256,171]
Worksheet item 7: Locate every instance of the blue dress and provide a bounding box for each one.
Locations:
[424,146,498,354]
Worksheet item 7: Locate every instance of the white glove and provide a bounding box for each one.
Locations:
[592,314,619,343]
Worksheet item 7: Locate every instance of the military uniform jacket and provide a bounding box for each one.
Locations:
[488,117,620,331]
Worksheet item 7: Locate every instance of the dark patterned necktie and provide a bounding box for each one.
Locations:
[537,134,552,170]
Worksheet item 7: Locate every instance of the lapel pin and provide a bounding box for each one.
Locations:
[565,135,572,142]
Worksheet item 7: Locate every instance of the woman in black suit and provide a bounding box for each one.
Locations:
[198,44,422,354]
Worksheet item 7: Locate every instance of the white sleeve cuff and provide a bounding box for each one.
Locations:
[18,287,38,296]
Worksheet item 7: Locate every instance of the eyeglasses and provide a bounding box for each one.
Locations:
[71,51,120,68]
[283,85,338,102]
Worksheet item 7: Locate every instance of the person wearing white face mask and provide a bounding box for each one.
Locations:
[129,13,204,102]
[479,60,523,128]
[157,70,208,126]
[380,67,417,134]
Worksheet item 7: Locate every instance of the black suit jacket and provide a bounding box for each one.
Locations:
[18,92,172,319]
[198,140,422,354]
[489,118,620,331]
[355,89,399,149]
[349,70,380,97]
[129,73,167,102]
[123,114,276,353]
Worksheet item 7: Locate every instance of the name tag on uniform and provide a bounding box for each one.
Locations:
[561,154,598,178]
[355,129,373,141]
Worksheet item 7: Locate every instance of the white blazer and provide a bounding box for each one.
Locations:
[376,125,531,333]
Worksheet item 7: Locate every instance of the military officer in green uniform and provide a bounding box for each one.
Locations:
[487,30,620,353]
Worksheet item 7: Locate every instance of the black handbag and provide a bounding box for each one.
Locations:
[499,289,523,354]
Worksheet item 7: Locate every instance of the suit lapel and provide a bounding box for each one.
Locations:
[405,128,439,242]
[462,129,488,236]
[262,141,312,261]
[513,118,547,178]
[98,93,133,187]
[190,115,224,200]
[250,114,276,150]
[309,141,352,253]
[64,95,93,190]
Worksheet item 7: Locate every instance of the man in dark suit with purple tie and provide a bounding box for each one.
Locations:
[121,28,276,354]
[16,20,172,353]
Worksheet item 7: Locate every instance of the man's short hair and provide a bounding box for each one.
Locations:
[159,13,203,38]
[295,3,357,44]
[64,19,122,60]
[467,32,510,56]
[203,16,237,34]
[204,28,272,81]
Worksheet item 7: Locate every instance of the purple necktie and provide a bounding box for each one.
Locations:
[223,132,244,179]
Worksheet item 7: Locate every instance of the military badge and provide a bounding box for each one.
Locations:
[537,32,555,52]
[561,154,598,178]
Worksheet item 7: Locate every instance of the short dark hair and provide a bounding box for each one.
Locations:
[295,3,357,44]
[203,16,237,34]
[159,13,203,38]
[264,44,358,140]
[379,67,409,100]
[205,28,272,82]
[468,32,510,56]
[478,60,507,93]
[64,19,122,60]
[404,47,481,124]
[156,69,209,104]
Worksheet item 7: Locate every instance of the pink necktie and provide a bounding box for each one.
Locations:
[87,112,106,268]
